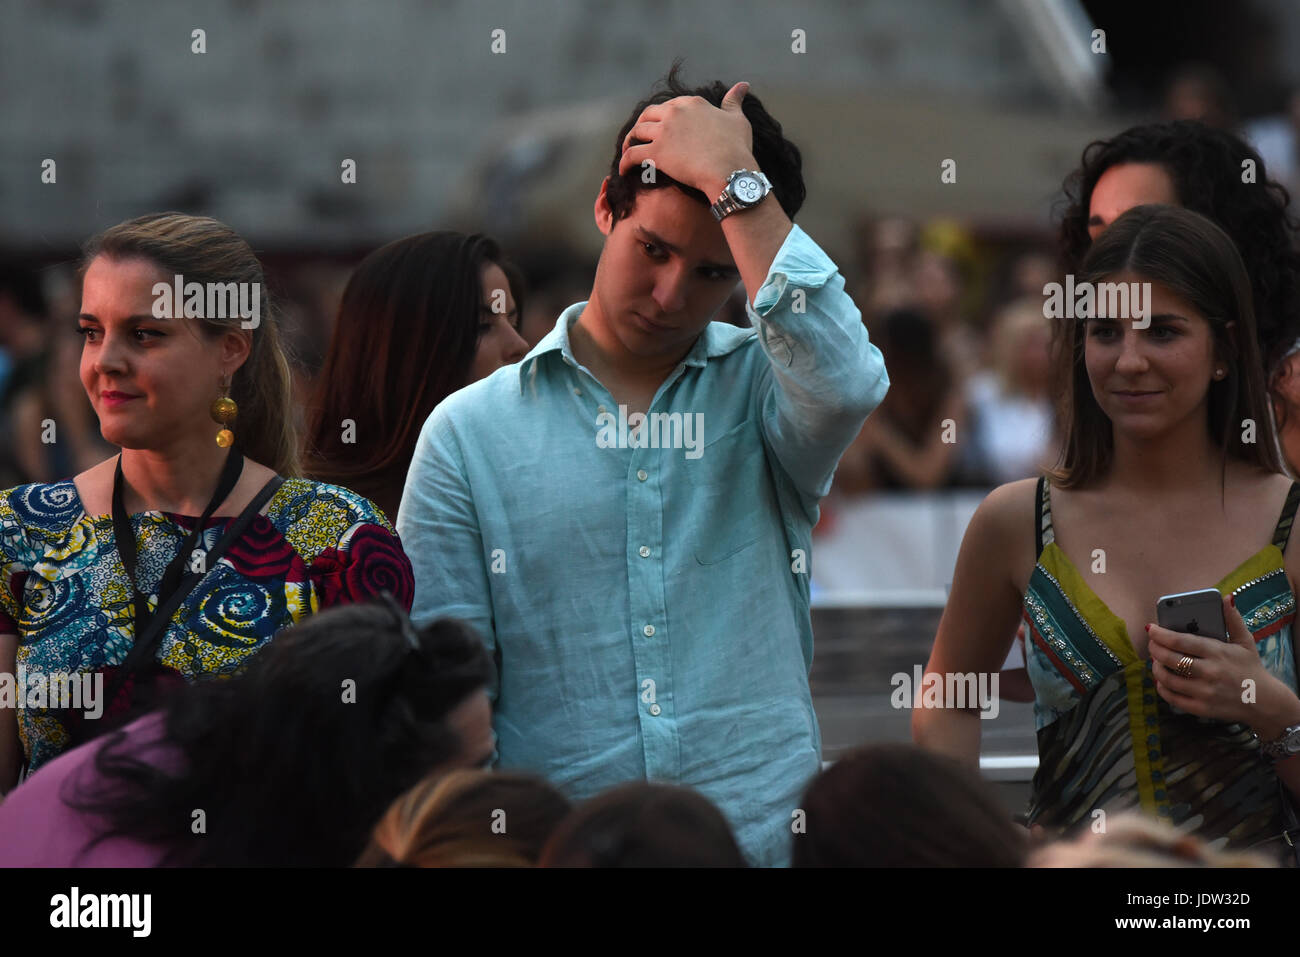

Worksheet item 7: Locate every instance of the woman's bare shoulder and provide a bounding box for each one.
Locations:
[974,477,1041,534]
[962,477,1042,591]
[1251,466,1296,500]
[1228,463,1294,533]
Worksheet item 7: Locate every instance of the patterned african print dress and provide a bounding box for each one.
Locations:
[1022,476,1300,860]
[0,477,415,774]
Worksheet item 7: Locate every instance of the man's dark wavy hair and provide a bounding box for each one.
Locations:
[605,60,806,223]
[64,601,494,866]
[1057,120,1300,379]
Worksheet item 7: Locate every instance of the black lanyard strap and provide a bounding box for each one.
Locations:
[112,447,244,639]
[97,456,282,732]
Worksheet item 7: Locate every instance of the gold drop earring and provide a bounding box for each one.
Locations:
[210,377,238,447]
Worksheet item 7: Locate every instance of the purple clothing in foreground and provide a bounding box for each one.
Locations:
[0,713,179,866]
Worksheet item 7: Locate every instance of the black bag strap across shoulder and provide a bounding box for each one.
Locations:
[103,472,285,707]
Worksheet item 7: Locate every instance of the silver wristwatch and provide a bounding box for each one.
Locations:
[710,169,771,221]
[1259,723,1300,761]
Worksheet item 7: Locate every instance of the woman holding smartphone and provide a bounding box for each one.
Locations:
[915,204,1300,860]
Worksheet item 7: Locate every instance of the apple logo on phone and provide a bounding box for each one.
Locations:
[1188,619,1200,634]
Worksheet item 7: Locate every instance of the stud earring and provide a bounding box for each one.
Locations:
[210,378,237,447]
[1215,368,1225,379]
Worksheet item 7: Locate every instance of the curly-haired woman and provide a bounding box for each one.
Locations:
[1058,119,1300,385]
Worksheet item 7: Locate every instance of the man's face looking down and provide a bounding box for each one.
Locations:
[588,177,744,367]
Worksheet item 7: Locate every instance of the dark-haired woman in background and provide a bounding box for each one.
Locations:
[0,600,495,866]
[832,308,967,494]
[834,307,966,492]
[0,213,414,789]
[303,232,529,523]
[1057,120,1300,474]
[1059,120,1300,378]
[917,206,1300,861]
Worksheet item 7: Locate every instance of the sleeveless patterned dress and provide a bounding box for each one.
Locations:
[1021,476,1299,861]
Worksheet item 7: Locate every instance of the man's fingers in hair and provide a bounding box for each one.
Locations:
[618,143,653,177]
[622,120,662,155]
[632,102,665,125]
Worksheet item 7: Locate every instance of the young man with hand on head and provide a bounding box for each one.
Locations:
[398,66,888,866]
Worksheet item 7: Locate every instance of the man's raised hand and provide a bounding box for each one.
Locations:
[617,81,757,200]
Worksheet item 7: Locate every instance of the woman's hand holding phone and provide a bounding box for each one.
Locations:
[1146,592,1275,725]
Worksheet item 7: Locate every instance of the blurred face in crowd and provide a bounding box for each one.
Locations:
[1016,324,1052,394]
[1011,252,1056,300]
[589,180,741,366]
[1084,271,1222,441]
[78,255,247,451]
[913,250,962,319]
[468,261,528,383]
[1088,163,1180,240]
[993,306,1051,395]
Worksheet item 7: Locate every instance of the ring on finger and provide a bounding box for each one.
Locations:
[1175,655,1196,679]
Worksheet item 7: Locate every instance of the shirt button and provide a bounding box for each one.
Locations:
[638,545,651,558]
[598,405,608,414]
[649,703,662,716]
[573,387,582,396]
[643,624,655,637]
[636,469,648,482]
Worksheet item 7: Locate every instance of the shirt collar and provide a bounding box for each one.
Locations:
[518,301,756,393]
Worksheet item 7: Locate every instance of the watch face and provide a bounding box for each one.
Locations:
[1285,727,1300,753]
[733,175,764,204]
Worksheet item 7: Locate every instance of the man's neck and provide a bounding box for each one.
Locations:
[570,298,692,399]
[119,439,238,516]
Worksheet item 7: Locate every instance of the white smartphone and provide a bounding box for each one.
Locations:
[1155,588,1228,641]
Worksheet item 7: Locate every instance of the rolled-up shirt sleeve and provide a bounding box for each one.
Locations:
[746,225,889,500]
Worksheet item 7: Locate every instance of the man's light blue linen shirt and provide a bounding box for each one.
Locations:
[397,225,888,866]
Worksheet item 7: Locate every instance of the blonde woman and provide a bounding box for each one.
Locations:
[0,213,413,788]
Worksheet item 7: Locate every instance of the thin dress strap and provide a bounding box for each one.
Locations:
[1271,481,1300,551]
[1035,475,1055,555]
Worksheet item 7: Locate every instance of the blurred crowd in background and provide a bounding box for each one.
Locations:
[0,212,1061,500]
[8,0,1300,872]
[6,58,1287,506]
[12,48,1300,506]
